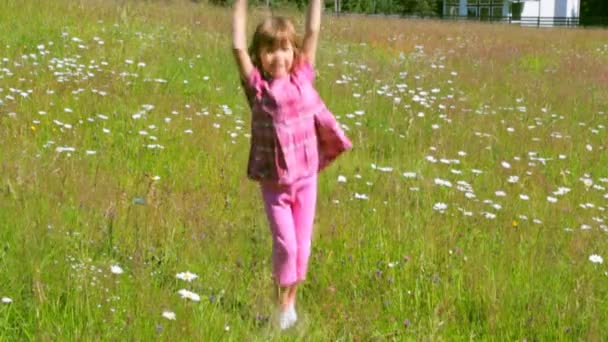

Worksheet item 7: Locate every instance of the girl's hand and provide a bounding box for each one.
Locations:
[232,0,254,81]
[302,0,322,66]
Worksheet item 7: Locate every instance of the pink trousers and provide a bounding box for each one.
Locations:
[260,174,317,287]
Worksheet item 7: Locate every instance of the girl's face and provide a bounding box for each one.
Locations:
[259,41,294,79]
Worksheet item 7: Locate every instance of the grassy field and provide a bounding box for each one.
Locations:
[1,0,608,340]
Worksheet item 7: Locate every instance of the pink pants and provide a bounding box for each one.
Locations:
[260,174,317,287]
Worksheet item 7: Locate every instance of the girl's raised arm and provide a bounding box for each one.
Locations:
[302,0,322,66]
[232,0,254,80]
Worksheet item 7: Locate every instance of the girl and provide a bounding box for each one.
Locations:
[232,0,351,330]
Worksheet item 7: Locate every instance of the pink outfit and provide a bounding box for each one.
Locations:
[241,60,351,286]
[243,60,352,185]
[315,107,353,171]
[261,174,317,286]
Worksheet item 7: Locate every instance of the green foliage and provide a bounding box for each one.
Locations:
[580,0,608,25]
[203,0,441,16]
[330,0,439,15]
[397,0,438,16]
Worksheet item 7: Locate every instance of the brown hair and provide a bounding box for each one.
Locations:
[249,16,302,75]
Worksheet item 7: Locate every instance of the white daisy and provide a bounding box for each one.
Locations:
[433,202,448,212]
[110,265,124,275]
[589,254,603,264]
[176,271,198,282]
[178,289,200,301]
[162,311,176,320]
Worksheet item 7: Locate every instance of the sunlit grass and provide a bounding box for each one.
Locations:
[1,0,607,339]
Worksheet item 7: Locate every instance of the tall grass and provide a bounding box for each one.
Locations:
[1,0,607,339]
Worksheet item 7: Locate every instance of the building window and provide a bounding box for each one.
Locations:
[446,5,459,16]
[492,6,503,18]
[444,0,506,18]
[479,6,490,18]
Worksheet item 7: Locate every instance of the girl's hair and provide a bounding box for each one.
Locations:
[249,16,302,74]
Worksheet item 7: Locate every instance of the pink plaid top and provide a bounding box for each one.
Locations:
[242,60,351,185]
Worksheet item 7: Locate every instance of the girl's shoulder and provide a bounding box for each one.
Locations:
[293,58,315,83]
[241,66,267,104]
[243,66,264,90]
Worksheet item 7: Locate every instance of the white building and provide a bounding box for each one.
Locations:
[443,0,580,25]
[516,0,579,19]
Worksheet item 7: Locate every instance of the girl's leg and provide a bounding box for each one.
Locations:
[292,174,318,284]
[276,284,296,310]
[276,284,298,330]
[287,285,298,306]
[280,174,317,310]
[261,175,316,329]
[260,183,299,302]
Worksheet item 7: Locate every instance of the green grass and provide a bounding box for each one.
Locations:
[1,0,608,340]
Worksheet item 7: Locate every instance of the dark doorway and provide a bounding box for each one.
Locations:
[511,1,523,20]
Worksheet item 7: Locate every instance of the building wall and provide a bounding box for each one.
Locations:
[520,0,579,18]
[443,1,580,19]
[521,0,544,17]
[566,0,579,17]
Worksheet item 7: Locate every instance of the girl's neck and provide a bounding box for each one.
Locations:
[263,72,290,82]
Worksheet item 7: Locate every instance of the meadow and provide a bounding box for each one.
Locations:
[1,0,607,340]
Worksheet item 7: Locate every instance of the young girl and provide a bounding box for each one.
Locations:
[232,0,352,330]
